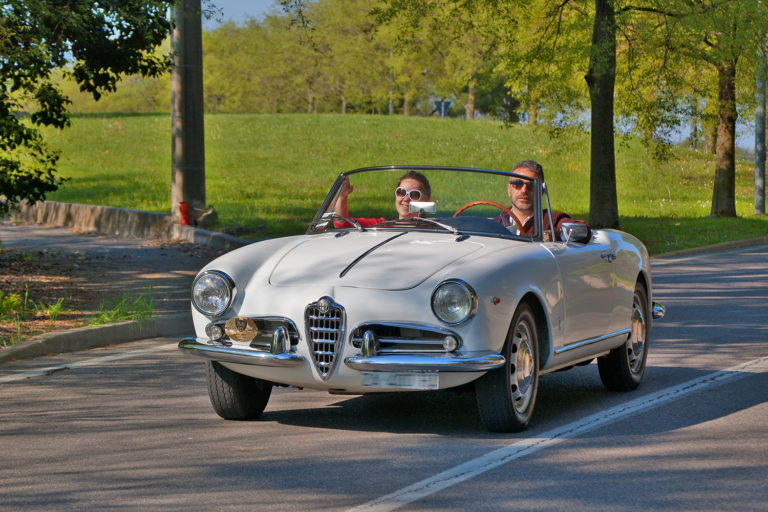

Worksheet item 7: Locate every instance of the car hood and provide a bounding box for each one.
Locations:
[269,231,485,290]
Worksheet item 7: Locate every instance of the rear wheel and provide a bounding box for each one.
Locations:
[206,361,272,420]
[475,303,539,432]
[598,282,649,391]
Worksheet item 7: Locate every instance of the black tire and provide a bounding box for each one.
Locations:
[598,282,649,391]
[205,361,272,420]
[475,303,540,432]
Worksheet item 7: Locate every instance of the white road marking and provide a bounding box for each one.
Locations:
[346,355,768,512]
[0,343,179,384]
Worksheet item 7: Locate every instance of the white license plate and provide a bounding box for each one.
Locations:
[362,371,439,390]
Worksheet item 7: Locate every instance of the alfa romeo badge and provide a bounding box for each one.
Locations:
[317,298,331,314]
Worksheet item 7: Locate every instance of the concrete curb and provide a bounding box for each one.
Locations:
[652,235,768,260]
[0,312,193,363]
[9,200,251,252]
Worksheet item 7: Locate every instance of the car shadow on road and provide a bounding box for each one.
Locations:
[254,361,765,438]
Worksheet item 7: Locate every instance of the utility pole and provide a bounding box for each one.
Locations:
[171,0,205,223]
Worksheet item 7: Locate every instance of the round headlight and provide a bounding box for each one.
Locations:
[431,280,477,325]
[192,271,233,316]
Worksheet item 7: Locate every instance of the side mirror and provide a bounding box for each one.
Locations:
[409,201,436,215]
[560,222,588,244]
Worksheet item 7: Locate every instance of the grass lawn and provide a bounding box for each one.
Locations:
[42,113,767,254]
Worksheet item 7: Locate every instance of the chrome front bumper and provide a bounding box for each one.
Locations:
[344,353,506,372]
[178,338,305,367]
[179,337,505,373]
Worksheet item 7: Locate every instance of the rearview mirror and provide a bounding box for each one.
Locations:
[409,201,436,215]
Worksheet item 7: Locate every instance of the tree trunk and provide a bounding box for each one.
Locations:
[341,93,347,114]
[688,96,699,149]
[756,42,766,215]
[464,81,476,120]
[529,91,538,126]
[171,0,206,223]
[403,87,410,116]
[710,59,737,217]
[584,0,619,229]
[704,110,717,153]
[307,86,314,114]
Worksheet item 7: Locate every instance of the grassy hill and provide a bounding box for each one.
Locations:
[42,113,767,254]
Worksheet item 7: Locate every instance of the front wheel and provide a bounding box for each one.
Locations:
[598,282,649,391]
[475,303,540,432]
[206,361,272,420]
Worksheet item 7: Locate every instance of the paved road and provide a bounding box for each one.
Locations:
[1,245,766,511]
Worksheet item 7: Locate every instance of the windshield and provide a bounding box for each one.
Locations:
[308,166,546,240]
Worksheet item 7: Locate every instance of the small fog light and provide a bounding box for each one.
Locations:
[442,335,458,352]
[205,323,225,341]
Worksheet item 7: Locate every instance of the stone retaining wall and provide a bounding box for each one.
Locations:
[10,200,249,252]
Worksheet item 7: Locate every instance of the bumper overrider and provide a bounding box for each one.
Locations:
[178,337,505,372]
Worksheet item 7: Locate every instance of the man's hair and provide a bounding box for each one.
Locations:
[512,160,544,181]
[398,170,431,198]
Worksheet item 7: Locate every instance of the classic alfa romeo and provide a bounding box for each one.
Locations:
[179,166,665,432]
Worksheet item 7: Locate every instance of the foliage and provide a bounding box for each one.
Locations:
[0,286,71,347]
[89,289,154,326]
[0,0,174,215]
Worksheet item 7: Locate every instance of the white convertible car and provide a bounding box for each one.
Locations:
[179,166,664,432]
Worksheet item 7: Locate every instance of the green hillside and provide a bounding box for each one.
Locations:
[43,113,767,254]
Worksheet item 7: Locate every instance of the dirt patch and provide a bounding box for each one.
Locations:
[0,238,225,347]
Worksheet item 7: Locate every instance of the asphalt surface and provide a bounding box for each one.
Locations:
[0,241,766,511]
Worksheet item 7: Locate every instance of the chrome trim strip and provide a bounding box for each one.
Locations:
[339,232,407,278]
[178,338,305,367]
[344,352,505,372]
[553,329,631,355]
[652,302,666,319]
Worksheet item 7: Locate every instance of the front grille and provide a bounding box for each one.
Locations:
[350,323,461,353]
[305,297,344,379]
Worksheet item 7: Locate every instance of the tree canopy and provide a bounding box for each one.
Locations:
[0,0,174,214]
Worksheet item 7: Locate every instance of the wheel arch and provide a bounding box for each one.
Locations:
[518,292,552,370]
[635,269,651,322]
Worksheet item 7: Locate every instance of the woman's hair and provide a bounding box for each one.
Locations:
[398,170,431,198]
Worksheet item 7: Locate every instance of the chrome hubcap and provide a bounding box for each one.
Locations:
[627,297,646,374]
[510,321,534,413]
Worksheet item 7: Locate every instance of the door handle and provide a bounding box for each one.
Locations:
[601,251,616,262]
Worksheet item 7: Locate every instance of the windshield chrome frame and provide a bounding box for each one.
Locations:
[309,165,546,241]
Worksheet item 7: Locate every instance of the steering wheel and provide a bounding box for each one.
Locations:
[452,200,524,233]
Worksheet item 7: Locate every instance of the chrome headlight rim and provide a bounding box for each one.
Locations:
[191,270,235,317]
[431,279,478,326]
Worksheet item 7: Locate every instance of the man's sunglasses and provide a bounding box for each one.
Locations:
[395,187,423,201]
[509,179,534,190]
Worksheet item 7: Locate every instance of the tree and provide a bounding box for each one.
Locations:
[666,0,766,217]
[0,0,174,215]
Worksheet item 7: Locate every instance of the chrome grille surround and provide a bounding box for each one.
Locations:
[205,317,300,352]
[350,322,462,354]
[305,297,345,380]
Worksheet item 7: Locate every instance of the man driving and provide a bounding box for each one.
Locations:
[494,160,590,242]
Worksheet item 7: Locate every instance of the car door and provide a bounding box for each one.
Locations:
[546,230,617,351]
